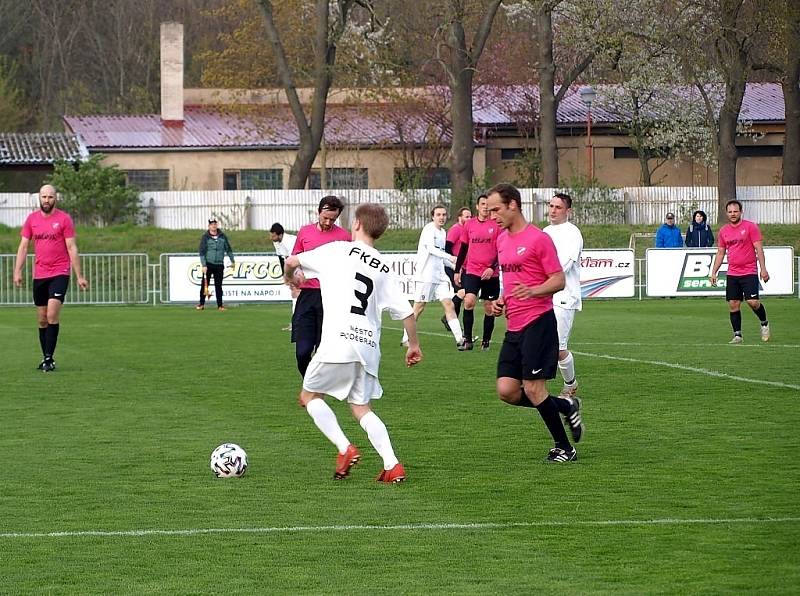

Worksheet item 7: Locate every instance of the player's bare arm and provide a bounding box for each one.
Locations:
[754,241,770,282]
[709,246,726,286]
[13,236,30,287]
[65,237,89,290]
[509,271,565,300]
[283,255,306,286]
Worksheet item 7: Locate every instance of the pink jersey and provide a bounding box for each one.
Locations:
[497,224,563,332]
[292,222,351,289]
[718,219,762,276]
[446,222,465,258]
[20,208,75,279]
[462,217,499,277]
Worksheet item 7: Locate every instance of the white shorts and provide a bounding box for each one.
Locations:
[302,360,383,405]
[554,306,576,350]
[414,280,453,303]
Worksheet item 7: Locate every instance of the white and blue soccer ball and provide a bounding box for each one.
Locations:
[210,443,248,478]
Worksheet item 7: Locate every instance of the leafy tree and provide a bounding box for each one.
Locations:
[46,155,143,226]
[0,55,27,129]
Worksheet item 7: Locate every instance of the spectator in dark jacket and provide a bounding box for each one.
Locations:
[197,218,235,310]
[655,212,684,248]
[685,210,714,247]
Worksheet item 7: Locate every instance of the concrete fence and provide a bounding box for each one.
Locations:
[2,186,800,230]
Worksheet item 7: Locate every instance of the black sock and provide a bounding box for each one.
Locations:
[453,295,462,317]
[39,327,47,356]
[753,304,768,325]
[514,390,535,408]
[730,311,742,334]
[463,309,474,339]
[483,315,495,343]
[44,323,59,359]
[536,396,571,450]
[552,395,573,415]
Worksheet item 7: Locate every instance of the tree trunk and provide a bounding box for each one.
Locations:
[717,100,741,221]
[537,8,559,187]
[781,9,800,184]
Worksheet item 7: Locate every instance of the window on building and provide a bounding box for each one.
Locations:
[308,168,368,189]
[737,145,783,157]
[613,147,640,159]
[394,167,451,190]
[500,148,524,160]
[223,169,283,190]
[125,169,169,191]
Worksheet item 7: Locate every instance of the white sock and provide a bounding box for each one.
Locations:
[359,411,399,470]
[448,317,463,343]
[401,329,408,343]
[306,399,350,453]
[558,352,576,385]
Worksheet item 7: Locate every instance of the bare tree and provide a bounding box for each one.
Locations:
[255,0,363,189]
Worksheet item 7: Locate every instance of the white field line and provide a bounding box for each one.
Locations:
[573,350,800,391]
[2,517,799,539]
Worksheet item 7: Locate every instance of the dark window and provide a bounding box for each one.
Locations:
[394,167,451,190]
[125,169,169,191]
[613,147,640,159]
[309,168,368,190]
[223,172,238,190]
[500,148,524,160]
[737,145,783,157]
[222,169,283,190]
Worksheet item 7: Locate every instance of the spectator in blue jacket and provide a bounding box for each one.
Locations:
[685,210,714,247]
[655,212,683,248]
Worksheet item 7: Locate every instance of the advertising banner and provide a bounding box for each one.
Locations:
[646,247,795,297]
[167,249,637,303]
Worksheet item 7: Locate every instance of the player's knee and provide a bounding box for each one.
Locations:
[464,295,477,309]
[747,299,760,310]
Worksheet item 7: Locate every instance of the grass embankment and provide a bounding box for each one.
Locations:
[1,223,798,259]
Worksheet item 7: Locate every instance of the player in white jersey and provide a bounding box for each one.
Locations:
[543,192,583,397]
[283,203,422,483]
[401,204,464,348]
[270,222,298,331]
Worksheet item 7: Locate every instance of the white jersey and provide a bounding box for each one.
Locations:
[297,240,413,376]
[273,233,297,258]
[544,221,583,311]
[415,222,452,284]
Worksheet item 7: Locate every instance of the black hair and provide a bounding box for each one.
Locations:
[487,183,522,208]
[318,195,345,214]
[270,223,284,235]
[553,192,572,209]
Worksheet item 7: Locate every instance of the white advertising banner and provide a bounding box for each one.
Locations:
[646,247,795,297]
[168,250,637,303]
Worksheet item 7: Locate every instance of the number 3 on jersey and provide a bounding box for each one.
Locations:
[351,272,374,315]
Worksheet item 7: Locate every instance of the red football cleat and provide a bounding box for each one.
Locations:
[333,445,360,480]
[376,463,406,483]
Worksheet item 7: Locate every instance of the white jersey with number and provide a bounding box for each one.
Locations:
[415,222,452,284]
[543,221,583,311]
[297,240,413,376]
[273,233,297,258]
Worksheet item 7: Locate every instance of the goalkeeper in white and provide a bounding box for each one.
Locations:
[283,203,422,483]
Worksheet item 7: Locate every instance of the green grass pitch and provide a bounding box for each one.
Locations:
[1,299,798,594]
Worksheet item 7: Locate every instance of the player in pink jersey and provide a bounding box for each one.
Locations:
[442,205,471,324]
[486,183,583,463]
[454,195,500,351]
[710,200,770,344]
[13,185,89,372]
[289,195,352,375]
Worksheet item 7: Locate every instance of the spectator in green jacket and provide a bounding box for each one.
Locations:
[197,218,235,311]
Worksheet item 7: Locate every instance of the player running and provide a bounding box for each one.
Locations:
[401,204,464,349]
[441,205,472,328]
[486,183,583,463]
[283,203,422,483]
[543,192,583,398]
[454,194,500,351]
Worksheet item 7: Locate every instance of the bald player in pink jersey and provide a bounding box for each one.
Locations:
[486,183,583,463]
[710,199,770,344]
[14,184,89,372]
[454,194,500,351]
[289,195,352,375]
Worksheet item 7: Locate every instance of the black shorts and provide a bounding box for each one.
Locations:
[291,288,323,345]
[33,275,70,307]
[462,273,500,301]
[445,266,460,291]
[725,274,760,302]
[497,310,559,381]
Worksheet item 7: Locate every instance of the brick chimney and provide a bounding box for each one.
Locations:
[160,22,184,125]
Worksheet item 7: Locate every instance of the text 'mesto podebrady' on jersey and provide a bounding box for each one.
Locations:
[298,241,413,376]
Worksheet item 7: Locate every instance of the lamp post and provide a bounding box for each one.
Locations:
[579,85,596,181]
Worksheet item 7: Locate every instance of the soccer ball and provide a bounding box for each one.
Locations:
[210,443,248,478]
